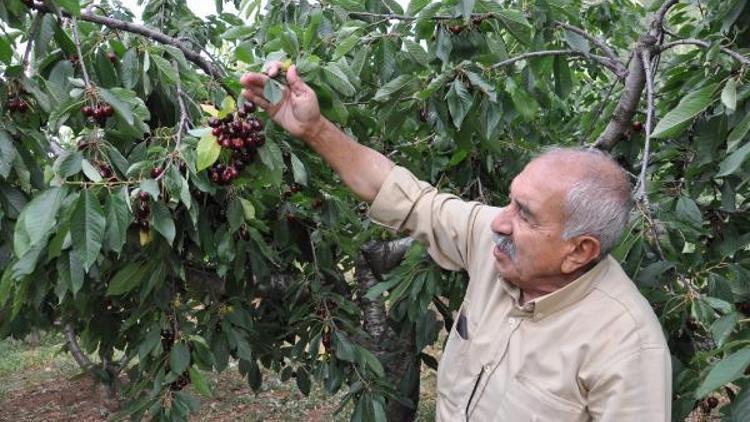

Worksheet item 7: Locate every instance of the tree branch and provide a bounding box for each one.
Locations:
[553,21,625,74]
[490,49,624,76]
[30,4,232,94]
[660,39,750,66]
[637,49,655,203]
[361,238,414,279]
[22,12,42,72]
[70,17,92,88]
[64,322,93,370]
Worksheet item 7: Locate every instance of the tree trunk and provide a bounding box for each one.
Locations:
[356,238,419,421]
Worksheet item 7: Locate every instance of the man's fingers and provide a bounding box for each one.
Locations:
[242,89,272,111]
[263,61,283,78]
[286,65,308,96]
[240,72,268,88]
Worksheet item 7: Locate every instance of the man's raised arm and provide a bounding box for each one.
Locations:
[240,63,393,203]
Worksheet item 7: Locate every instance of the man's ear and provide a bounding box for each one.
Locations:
[561,235,601,274]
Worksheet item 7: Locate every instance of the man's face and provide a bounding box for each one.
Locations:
[489,158,573,289]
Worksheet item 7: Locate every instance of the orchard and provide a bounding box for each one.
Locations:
[1,0,750,420]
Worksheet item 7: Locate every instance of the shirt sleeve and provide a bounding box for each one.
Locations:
[368,166,495,274]
[587,346,672,422]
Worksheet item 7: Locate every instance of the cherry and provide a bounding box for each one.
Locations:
[93,107,107,120]
[285,212,296,223]
[418,108,428,122]
[17,101,28,113]
[102,104,114,117]
[98,166,113,178]
[208,117,220,128]
[449,25,463,34]
[232,137,245,149]
[243,101,256,113]
[150,166,163,178]
[212,127,222,137]
[107,52,117,63]
[237,109,248,118]
[139,191,149,201]
[82,105,94,117]
[632,121,643,132]
[210,171,221,183]
[312,197,323,209]
[139,219,149,230]
[322,332,332,352]
[706,396,719,409]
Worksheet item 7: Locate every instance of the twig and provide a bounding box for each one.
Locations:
[490,49,623,76]
[637,49,655,204]
[660,39,750,66]
[553,21,625,73]
[156,65,190,182]
[22,13,43,73]
[29,3,231,94]
[70,17,92,88]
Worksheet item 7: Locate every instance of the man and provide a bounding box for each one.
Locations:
[240,64,671,421]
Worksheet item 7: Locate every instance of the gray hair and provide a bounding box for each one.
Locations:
[537,147,634,257]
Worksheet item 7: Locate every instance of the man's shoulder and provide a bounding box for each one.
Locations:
[581,257,667,350]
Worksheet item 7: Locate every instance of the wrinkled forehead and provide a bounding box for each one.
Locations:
[510,157,576,218]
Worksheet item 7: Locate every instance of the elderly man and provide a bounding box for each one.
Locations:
[241,64,671,421]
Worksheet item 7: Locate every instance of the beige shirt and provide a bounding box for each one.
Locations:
[369,166,671,422]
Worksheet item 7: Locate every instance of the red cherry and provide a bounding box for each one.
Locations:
[139,191,149,201]
[208,117,220,127]
[232,138,245,149]
[82,105,94,117]
[220,139,232,149]
[243,101,256,113]
[212,127,223,137]
[103,104,114,117]
[107,52,117,63]
[210,170,221,183]
[18,101,28,113]
[93,107,106,120]
[632,121,643,132]
[150,166,163,178]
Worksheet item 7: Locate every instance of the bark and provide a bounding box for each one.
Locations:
[593,0,679,150]
[64,322,93,370]
[356,238,418,421]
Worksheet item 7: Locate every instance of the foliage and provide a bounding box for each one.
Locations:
[1,0,750,421]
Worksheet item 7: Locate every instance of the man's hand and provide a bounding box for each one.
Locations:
[240,63,322,140]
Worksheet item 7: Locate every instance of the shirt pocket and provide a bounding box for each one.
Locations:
[497,373,587,422]
[437,299,477,401]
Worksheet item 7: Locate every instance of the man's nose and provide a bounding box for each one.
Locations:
[491,207,512,235]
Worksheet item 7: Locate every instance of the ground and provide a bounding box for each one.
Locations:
[0,333,438,421]
[0,332,724,421]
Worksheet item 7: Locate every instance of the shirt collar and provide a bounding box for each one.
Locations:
[500,255,612,320]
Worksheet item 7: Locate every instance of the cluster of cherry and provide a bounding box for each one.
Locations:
[207,101,265,185]
[81,103,115,124]
[5,96,30,113]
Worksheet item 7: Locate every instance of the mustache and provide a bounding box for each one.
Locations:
[493,233,516,258]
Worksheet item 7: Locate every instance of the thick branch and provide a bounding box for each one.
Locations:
[554,21,625,74]
[64,322,93,370]
[490,49,624,76]
[30,4,231,94]
[660,39,750,66]
[361,237,414,279]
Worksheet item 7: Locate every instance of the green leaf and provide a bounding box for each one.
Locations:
[466,71,497,102]
[416,72,450,100]
[727,112,750,152]
[106,262,147,295]
[71,190,106,272]
[564,30,590,53]
[717,142,750,177]
[13,188,66,258]
[496,9,531,27]
[98,88,135,125]
[150,55,178,85]
[695,348,750,399]
[263,78,285,105]
[227,198,244,232]
[0,130,17,179]
[675,196,703,227]
[435,28,452,65]
[104,188,131,254]
[505,77,539,120]
[0,36,11,65]
[140,179,160,200]
[333,34,360,61]
[374,75,416,102]
[407,0,431,16]
[81,159,103,182]
[651,84,717,139]
[53,150,83,179]
[57,0,80,16]
[290,153,308,186]
[722,78,737,113]
[196,134,221,172]
[189,368,212,397]
[120,49,140,90]
[445,79,472,129]
[403,38,430,67]
[553,56,573,99]
[322,64,356,97]
[239,198,255,222]
[170,343,190,375]
[149,202,176,245]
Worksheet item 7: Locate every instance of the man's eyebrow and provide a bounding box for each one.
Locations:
[514,198,536,221]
